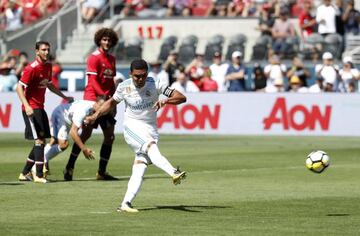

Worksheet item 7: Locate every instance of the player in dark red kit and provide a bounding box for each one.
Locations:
[16,41,73,183]
[64,28,119,181]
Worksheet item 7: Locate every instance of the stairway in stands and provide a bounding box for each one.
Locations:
[57,19,117,64]
[344,35,360,64]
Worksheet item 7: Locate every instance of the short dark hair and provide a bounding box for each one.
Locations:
[35,41,50,50]
[94,28,119,48]
[130,59,148,72]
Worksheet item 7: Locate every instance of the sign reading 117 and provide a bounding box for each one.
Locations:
[138,26,164,39]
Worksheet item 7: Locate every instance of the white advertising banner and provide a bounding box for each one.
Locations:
[1,92,360,136]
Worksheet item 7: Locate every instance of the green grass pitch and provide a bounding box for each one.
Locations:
[0,134,359,235]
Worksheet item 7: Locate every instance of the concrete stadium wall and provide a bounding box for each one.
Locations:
[118,18,301,62]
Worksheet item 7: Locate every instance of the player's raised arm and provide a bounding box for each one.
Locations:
[85,97,119,124]
[153,89,186,111]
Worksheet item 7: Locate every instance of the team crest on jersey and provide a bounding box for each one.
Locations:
[39,79,49,88]
[145,90,151,96]
[125,87,131,94]
[104,68,113,77]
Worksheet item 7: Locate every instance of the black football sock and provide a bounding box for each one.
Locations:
[34,143,45,178]
[98,144,112,175]
[22,146,35,174]
[66,143,81,170]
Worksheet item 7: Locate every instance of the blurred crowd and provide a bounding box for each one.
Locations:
[0,49,62,92]
[0,0,65,32]
[149,49,360,93]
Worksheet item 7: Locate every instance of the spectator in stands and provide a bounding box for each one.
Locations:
[225,51,246,91]
[164,50,183,85]
[0,55,18,92]
[265,78,285,93]
[207,0,230,16]
[148,60,169,87]
[198,68,218,92]
[81,0,106,23]
[255,4,275,54]
[264,54,286,87]
[308,77,324,93]
[170,68,199,93]
[227,0,257,17]
[299,1,317,38]
[49,54,62,90]
[38,0,62,16]
[15,51,29,79]
[335,0,345,36]
[167,0,191,16]
[343,0,360,35]
[185,53,205,89]
[286,56,310,87]
[252,63,267,91]
[22,0,43,25]
[4,0,23,31]
[339,56,359,92]
[134,0,168,18]
[316,0,338,36]
[209,51,228,92]
[288,75,308,93]
[315,52,339,92]
[271,7,295,58]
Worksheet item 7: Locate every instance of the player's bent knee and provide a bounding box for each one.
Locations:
[35,139,45,145]
[58,140,69,151]
[134,160,148,165]
[144,141,156,154]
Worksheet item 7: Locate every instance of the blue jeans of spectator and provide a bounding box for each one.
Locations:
[0,74,18,92]
[273,38,289,54]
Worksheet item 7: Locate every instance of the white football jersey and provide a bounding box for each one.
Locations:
[62,100,95,128]
[113,77,170,125]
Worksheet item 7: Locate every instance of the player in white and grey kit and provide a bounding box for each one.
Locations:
[37,100,101,176]
[86,59,187,213]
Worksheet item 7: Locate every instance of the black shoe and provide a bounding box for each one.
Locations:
[63,168,73,181]
[96,172,119,180]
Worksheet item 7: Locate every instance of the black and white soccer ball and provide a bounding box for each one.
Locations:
[305,150,330,173]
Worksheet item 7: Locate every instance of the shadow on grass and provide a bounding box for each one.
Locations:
[140,205,231,213]
[327,213,350,217]
[0,182,25,186]
[47,175,168,183]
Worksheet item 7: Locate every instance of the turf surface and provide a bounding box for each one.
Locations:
[0,134,359,235]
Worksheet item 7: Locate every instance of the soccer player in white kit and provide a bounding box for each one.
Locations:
[86,59,187,213]
[36,100,101,176]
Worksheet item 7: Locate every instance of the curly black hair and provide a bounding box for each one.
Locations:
[94,28,119,48]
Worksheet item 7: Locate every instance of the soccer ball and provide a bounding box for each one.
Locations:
[305,150,330,173]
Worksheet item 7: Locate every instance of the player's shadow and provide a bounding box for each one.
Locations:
[0,182,25,186]
[326,213,350,217]
[48,175,168,183]
[140,205,231,213]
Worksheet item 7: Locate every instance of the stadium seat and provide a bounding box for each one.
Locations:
[125,37,143,61]
[204,34,226,62]
[178,44,196,64]
[158,35,178,61]
[323,33,343,59]
[114,39,126,61]
[226,34,247,61]
[301,33,324,60]
[181,34,198,46]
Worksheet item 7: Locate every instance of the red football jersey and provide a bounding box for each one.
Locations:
[19,59,52,110]
[84,49,116,101]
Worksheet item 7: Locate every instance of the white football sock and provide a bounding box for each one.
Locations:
[122,163,147,205]
[45,144,62,162]
[147,144,176,176]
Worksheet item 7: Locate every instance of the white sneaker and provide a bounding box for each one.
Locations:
[33,175,47,184]
[117,202,139,213]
